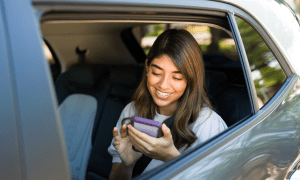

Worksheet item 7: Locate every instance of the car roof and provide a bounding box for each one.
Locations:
[33,0,300,74]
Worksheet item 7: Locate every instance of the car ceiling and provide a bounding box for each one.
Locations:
[40,11,230,72]
[41,22,143,72]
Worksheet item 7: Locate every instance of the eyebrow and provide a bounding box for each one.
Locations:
[150,64,181,74]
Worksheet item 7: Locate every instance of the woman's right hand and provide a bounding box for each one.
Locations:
[112,124,142,166]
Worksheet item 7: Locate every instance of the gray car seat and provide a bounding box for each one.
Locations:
[86,65,141,180]
[55,63,111,180]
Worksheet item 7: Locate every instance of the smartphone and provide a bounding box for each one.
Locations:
[132,116,163,138]
[122,116,163,152]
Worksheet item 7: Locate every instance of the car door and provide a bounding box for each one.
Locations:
[134,2,300,180]
[30,0,300,180]
[0,0,70,179]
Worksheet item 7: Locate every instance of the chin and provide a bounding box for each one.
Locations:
[153,96,177,108]
[154,99,171,107]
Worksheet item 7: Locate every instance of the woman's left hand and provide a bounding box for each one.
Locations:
[127,123,181,162]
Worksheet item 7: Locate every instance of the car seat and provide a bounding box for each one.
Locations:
[55,63,111,180]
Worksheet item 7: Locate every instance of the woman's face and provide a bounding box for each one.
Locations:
[147,55,187,115]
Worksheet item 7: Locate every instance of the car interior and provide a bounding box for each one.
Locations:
[39,11,253,179]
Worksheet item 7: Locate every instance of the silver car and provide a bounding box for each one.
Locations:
[1,0,300,179]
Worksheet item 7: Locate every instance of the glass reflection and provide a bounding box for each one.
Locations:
[235,17,287,109]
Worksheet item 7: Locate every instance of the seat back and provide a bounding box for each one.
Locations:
[60,94,97,180]
[55,63,110,104]
[213,85,252,127]
[86,65,141,180]
[55,63,111,180]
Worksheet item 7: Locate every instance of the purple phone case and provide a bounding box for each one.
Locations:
[132,116,163,138]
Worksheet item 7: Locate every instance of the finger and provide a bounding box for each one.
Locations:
[162,124,172,139]
[112,127,121,141]
[120,124,127,138]
[128,126,154,151]
[129,135,147,154]
[128,125,155,144]
[112,140,119,147]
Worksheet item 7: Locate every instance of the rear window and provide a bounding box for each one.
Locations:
[235,17,287,109]
[133,24,238,61]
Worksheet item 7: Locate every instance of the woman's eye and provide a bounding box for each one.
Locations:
[152,72,161,76]
[173,77,183,80]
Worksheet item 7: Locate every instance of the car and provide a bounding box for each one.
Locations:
[1,0,300,179]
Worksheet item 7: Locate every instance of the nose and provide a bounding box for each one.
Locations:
[159,74,171,89]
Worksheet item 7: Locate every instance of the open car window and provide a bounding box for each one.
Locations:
[134,24,238,60]
[132,23,250,128]
[43,41,55,65]
[39,10,256,180]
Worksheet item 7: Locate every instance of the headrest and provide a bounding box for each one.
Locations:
[66,63,109,89]
[109,65,139,87]
[205,70,227,97]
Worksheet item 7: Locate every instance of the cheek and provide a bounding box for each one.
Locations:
[147,74,159,86]
[174,81,187,93]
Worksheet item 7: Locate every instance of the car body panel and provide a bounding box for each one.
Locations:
[0,3,23,179]
[0,0,70,179]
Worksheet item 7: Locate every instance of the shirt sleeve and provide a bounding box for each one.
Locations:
[107,102,135,163]
[192,107,228,146]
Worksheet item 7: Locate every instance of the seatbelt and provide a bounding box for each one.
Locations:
[132,116,174,177]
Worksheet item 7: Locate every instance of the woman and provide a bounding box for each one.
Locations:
[108,29,228,180]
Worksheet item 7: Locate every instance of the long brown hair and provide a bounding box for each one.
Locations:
[131,29,211,150]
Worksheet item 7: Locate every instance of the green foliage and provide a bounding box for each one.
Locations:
[235,17,286,102]
[218,40,237,53]
[145,24,165,37]
[144,48,150,55]
[199,44,209,52]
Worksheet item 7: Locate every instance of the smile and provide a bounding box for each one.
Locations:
[156,89,171,97]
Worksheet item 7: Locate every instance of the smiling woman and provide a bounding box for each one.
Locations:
[146,55,187,116]
[107,29,228,180]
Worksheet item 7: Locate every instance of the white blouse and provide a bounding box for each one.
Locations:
[107,102,228,174]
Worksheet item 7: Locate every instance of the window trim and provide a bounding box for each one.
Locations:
[231,14,293,77]
[227,12,258,113]
[212,0,294,77]
[229,13,290,112]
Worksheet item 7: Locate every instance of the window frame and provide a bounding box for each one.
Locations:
[220,3,294,77]
[228,12,292,112]
[0,4,23,178]
[227,12,258,114]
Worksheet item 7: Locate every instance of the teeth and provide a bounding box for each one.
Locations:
[157,90,171,96]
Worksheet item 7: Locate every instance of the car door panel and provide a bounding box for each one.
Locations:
[0,0,70,179]
[0,2,23,179]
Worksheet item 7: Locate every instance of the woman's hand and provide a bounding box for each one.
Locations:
[127,123,181,162]
[112,124,142,166]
